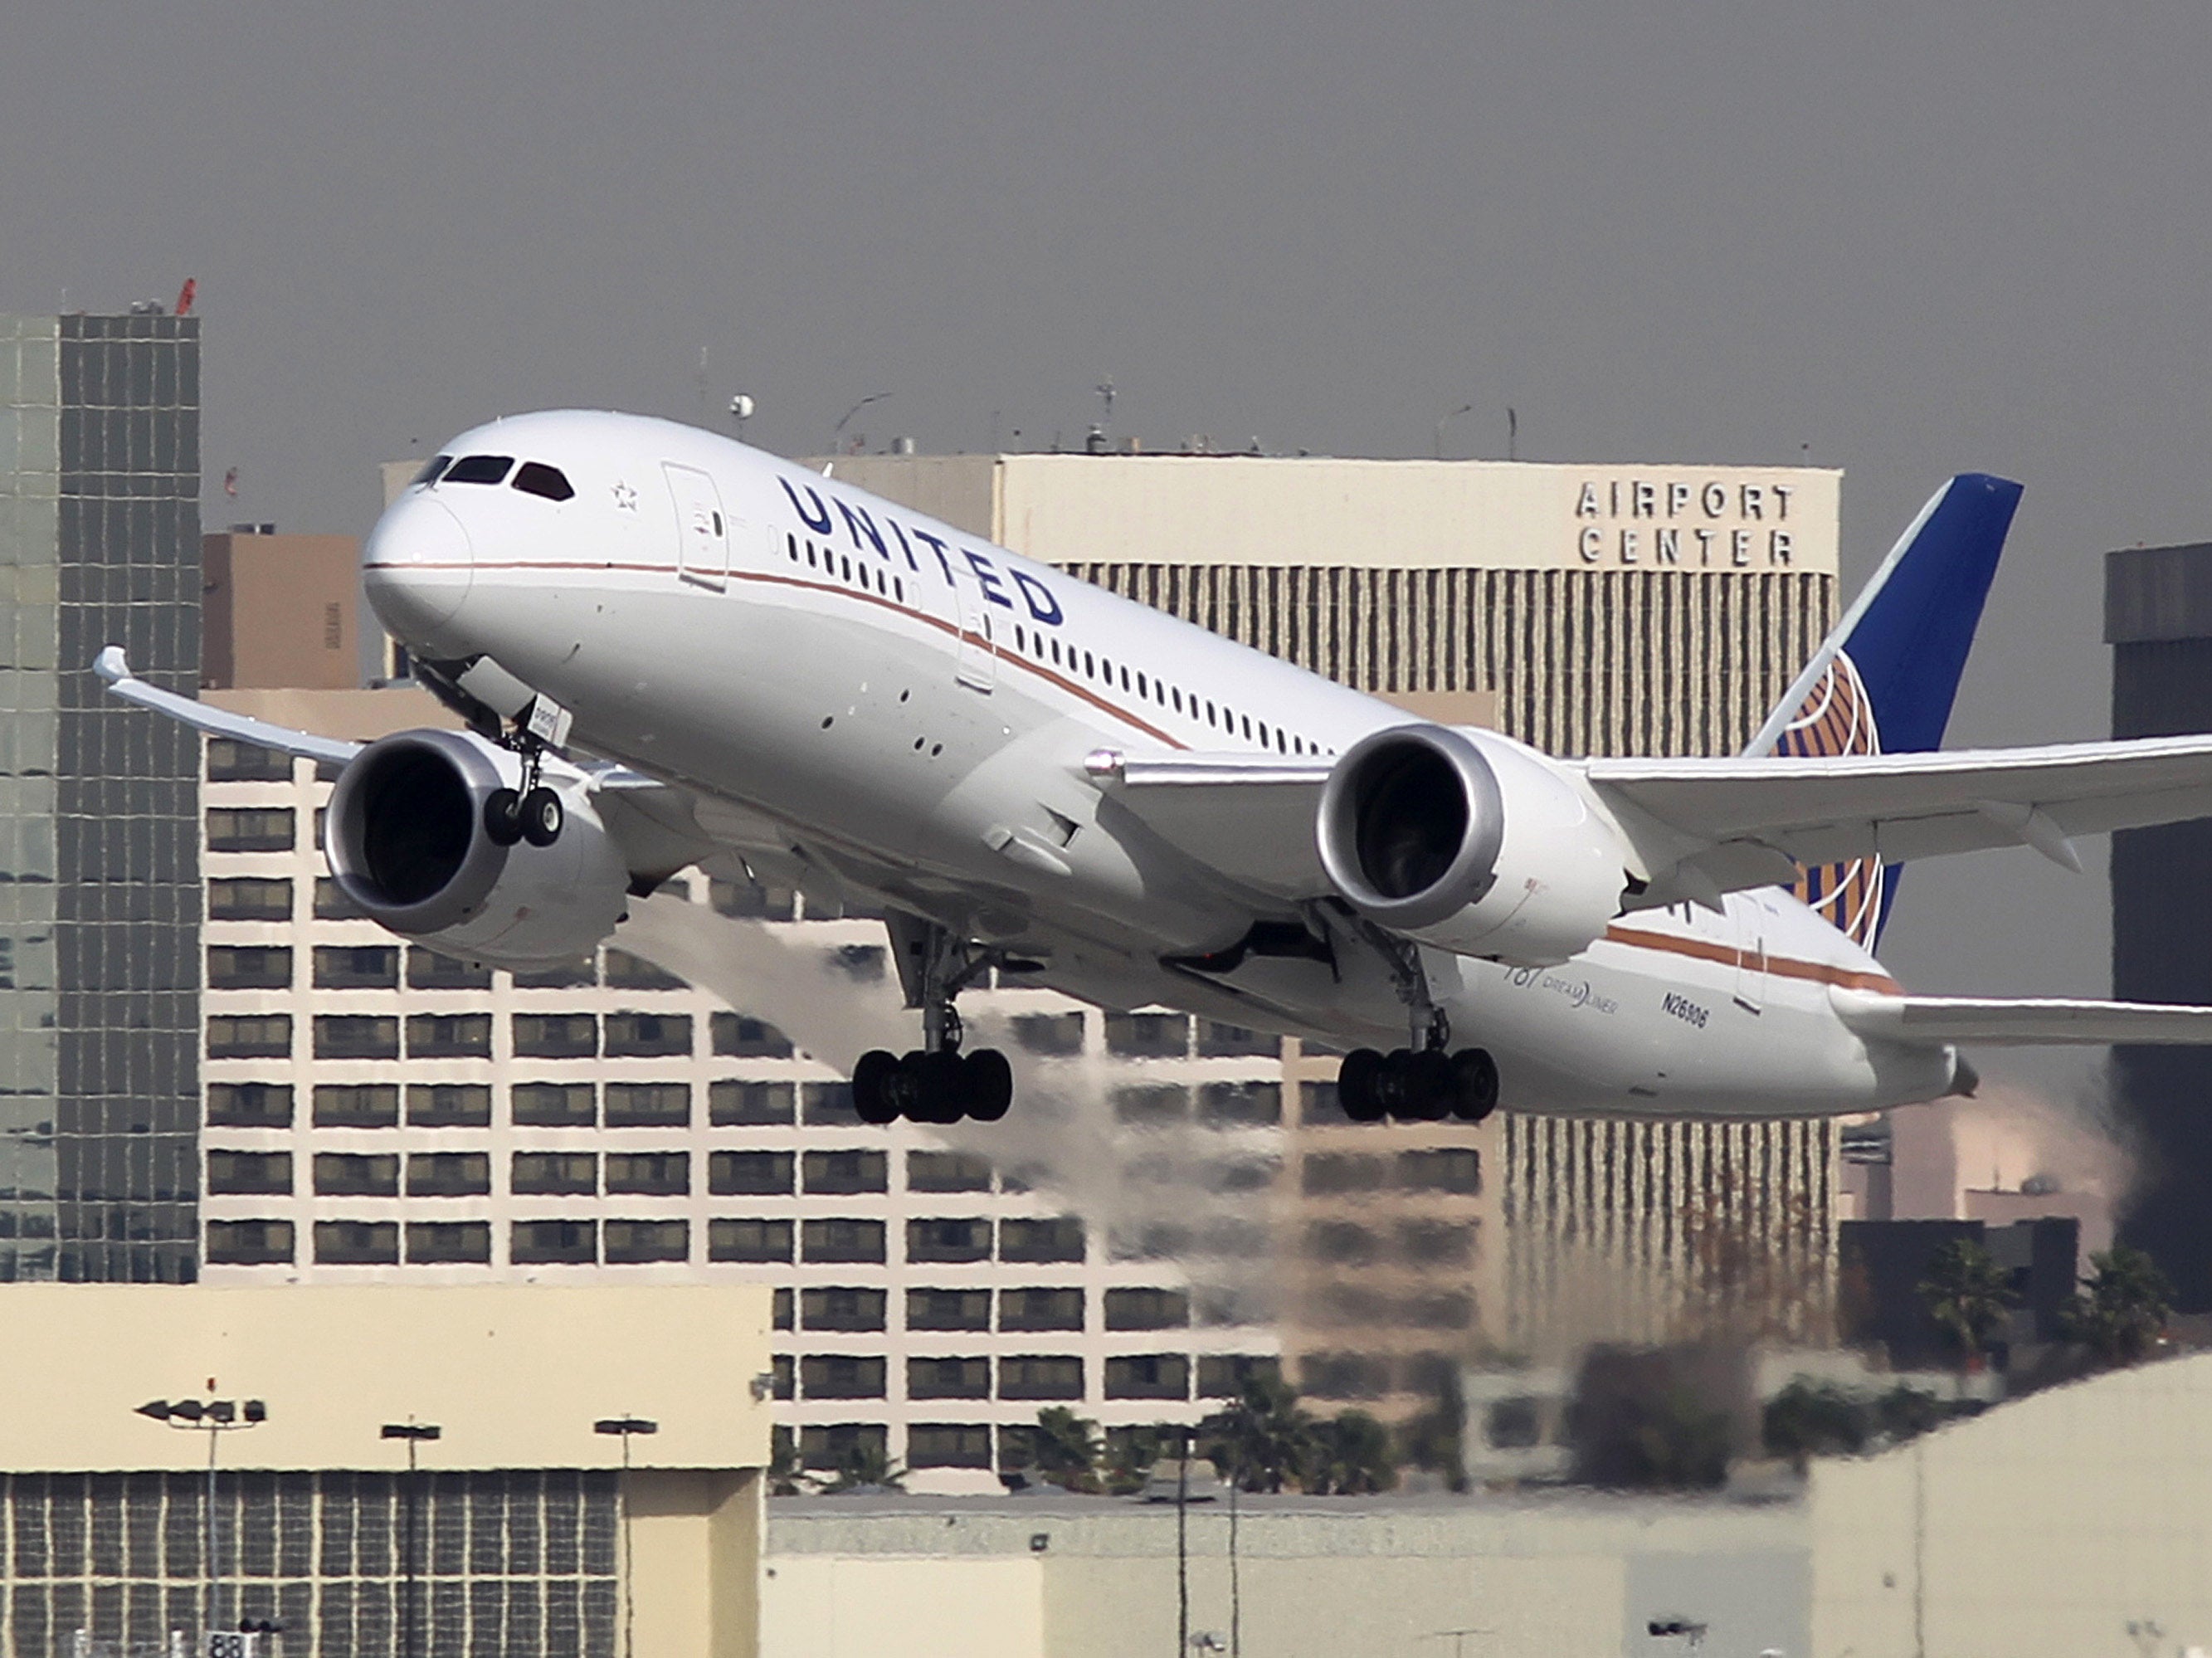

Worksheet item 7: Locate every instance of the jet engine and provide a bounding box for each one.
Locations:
[323,729,632,968]
[1316,724,1630,968]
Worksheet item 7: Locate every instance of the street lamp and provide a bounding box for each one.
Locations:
[381,1421,441,1658]
[1433,402,1474,461]
[595,1417,658,1658]
[137,1396,267,1651]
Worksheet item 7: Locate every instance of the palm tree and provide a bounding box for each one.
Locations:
[2061,1245,2173,1367]
[1917,1237,2017,1368]
[1204,1372,1315,1493]
[818,1440,906,1494]
[1306,1412,1397,1495]
[1030,1406,1104,1493]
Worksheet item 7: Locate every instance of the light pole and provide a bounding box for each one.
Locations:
[1434,402,1474,461]
[595,1416,658,1658]
[831,393,892,456]
[137,1396,267,1650]
[380,1421,441,1658]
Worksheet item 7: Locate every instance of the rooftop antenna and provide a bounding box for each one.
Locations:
[696,346,711,427]
[1507,407,1518,462]
[1095,378,1115,440]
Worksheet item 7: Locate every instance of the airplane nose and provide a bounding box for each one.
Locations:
[363,497,475,647]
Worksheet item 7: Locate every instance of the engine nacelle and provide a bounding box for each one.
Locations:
[1316,724,1629,968]
[324,729,631,968]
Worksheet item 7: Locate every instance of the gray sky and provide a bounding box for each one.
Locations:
[10,0,2212,1090]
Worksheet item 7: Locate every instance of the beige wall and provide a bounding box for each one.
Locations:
[763,1557,1045,1658]
[1811,1352,2212,1656]
[0,1283,772,1473]
[202,532,363,690]
[632,1469,767,1658]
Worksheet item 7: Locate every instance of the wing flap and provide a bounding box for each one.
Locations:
[1090,750,1333,895]
[1834,988,2212,1046]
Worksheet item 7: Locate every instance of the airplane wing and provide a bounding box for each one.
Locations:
[1087,749,1332,896]
[1585,734,2212,901]
[1832,989,2212,1046]
[95,646,365,767]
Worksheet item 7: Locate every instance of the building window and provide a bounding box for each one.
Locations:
[1104,1011,1191,1058]
[773,1291,794,1332]
[1396,1220,1474,1266]
[999,1287,1084,1333]
[606,1152,689,1197]
[1305,1222,1378,1266]
[313,1084,398,1129]
[604,1011,690,1058]
[514,1013,597,1059]
[207,1151,291,1197]
[407,1152,491,1197]
[1000,1217,1084,1264]
[709,1012,792,1058]
[832,944,885,982]
[907,1217,991,1265]
[998,1355,1084,1401]
[406,947,492,990]
[207,1015,291,1060]
[513,1082,595,1127]
[1396,1147,1481,1194]
[207,1081,292,1129]
[604,948,686,991]
[605,1219,689,1263]
[407,1084,491,1128]
[407,1012,491,1060]
[1302,1153,1385,1196]
[207,945,291,990]
[708,1150,793,1197]
[907,1150,991,1193]
[512,1153,597,1196]
[1198,1081,1281,1127]
[314,1221,400,1265]
[314,1015,397,1061]
[908,1423,992,1469]
[206,807,295,852]
[1112,1084,1188,1124]
[207,739,293,782]
[709,877,797,920]
[709,1218,792,1264]
[709,1080,795,1126]
[908,1288,991,1331]
[1196,1355,1278,1399]
[312,876,365,920]
[208,876,292,920]
[603,1082,689,1129]
[801,1286,886,1333]
[801,1219,885,1264]
[312,945,397,989]
[207,1221,295,1266]
[1401,1293,1474,1331]
[1104,1354,1190,1401]
[314,1153,398,1197]
[801,1083,860,1127]
[513,958,597,989]
[406,1221,491,1264]
[1104,1288,1190,1331]
[1011,1012,1084,1056]
[800,1356,886,1400]
[803,1149,887,1196]
[1298,1353,1391,1402]
[1198,1022,1279,1057]
[798,1423,887,1473]
[512,1220,597,1265]
[907,1358,989,1400]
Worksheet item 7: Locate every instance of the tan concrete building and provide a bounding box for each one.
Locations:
[0,1282,770,1658]
[201,530,363,691]
[830,451,1847,1398]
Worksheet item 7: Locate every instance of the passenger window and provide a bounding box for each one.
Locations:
[713,511,724,535]
[1084,651,1095,678]
[1172,689,1184,713]
[412,456,452,486]
[787,534,798,559]
[1241,714,1252,739]
[443,455,514,485]
[1138,673,1148,697]
[511,461,575,502]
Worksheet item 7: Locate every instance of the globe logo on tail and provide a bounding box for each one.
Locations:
[1778,653,1884,948]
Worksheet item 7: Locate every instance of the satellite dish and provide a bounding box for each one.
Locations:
[728,394,756,422]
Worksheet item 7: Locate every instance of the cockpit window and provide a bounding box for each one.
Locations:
[412,455,452,486]
[512,461,576,502]
[443,455,514,485]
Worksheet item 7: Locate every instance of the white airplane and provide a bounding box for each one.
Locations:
[100,411,2212,1128]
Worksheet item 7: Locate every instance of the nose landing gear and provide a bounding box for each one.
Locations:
[483,695,571,849]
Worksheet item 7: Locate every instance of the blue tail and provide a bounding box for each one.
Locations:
[1748,473,2024,948]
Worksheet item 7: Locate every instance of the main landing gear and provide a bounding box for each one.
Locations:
[851,916,1016,1125]
[1337,1044,1498,1124]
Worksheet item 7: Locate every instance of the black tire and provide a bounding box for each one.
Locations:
[1337,1048,1388,1123]
[1450,1047,1499,1124]
[519,787,564,847]
[851,1050,902,1125]
[963,1049,1014,1121]
[483,788,524,847]
[913,1050,969,1124]
[1396,1048,1454,1120]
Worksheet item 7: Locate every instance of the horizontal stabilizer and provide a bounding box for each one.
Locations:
[1833,988,2212,1046]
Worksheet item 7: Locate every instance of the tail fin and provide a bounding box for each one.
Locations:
[1749,473,2024,948]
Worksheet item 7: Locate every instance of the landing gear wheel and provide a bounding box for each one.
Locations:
[519,787,563,847]
[1397,1047,1455,1121]
[962,1049,1014,1121]
[483,788,524,847]
[1449,1048,1499,1124]
[911,1050,969,1124]
[1337,1049,1388,1123]
[852,1050,902,1125]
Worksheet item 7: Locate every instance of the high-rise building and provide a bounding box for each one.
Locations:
[0,310,202,1282]
[2107,541,2212,1310]
[831,451,1845,1391]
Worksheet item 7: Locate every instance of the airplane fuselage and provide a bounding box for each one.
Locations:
[363,410,1956,1121]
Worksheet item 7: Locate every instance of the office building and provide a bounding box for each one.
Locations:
[835,450,1846,1391]
[201,529,362,691]
[0,310,202,1282]
[2107,541,2212,1309]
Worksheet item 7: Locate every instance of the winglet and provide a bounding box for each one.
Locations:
[93,644,131,685]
